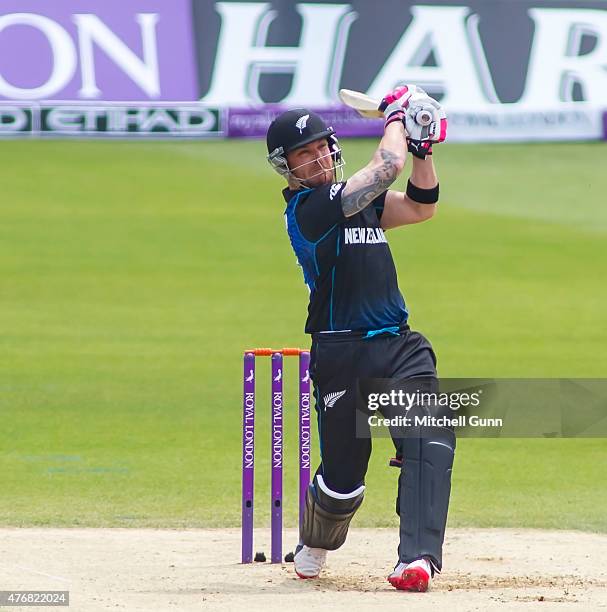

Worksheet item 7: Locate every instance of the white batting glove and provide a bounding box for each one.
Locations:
[404,96,447,159]
[405,97,447,142]
[378,85,415,130]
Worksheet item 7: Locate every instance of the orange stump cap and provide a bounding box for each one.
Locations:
[244,347,309,356]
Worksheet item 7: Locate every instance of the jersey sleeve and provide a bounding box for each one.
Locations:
[295,182,347,242]
[372,190,388,221]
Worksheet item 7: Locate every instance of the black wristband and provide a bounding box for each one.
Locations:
[406,179,439,204]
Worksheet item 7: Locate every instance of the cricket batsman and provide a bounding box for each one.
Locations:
[266,85,454,592]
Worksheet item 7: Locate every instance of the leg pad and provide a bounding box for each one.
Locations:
[301,474,364,550]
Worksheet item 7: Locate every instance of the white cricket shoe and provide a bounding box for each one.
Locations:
[294,545,327,579]
[388,557,432,592]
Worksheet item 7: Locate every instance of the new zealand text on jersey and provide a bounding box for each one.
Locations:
[344,227,388,245]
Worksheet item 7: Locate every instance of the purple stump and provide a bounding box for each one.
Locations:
[271,352,283,563]
[298,352,311,532]
[241,352,255,563]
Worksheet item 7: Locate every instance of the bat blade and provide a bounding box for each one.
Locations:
[338,89,383,118]
[339,88,434,127]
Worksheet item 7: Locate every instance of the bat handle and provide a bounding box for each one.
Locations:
[415,110,433,127]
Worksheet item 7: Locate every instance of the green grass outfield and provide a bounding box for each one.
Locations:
[1,139,606,532]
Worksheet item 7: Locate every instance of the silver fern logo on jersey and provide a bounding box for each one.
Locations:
[323,389,346,409]
[329,184,342,200]
[295,114,309,133]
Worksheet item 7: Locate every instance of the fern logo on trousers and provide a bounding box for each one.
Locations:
[323,390,346,410]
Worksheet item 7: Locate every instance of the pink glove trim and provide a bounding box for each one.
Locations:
[382,86,410,107]
[438,118,448,143]
[384,110,406,130]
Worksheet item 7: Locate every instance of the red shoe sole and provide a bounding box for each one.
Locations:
[388,568,429,592]
[295,570,319,579]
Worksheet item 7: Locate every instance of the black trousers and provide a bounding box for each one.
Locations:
[309,326,437,493]
[310,325,455,570]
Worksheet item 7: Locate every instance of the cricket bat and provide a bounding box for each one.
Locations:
[339,88,433,126]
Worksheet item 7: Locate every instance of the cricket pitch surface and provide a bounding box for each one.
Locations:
[1,528,605,611]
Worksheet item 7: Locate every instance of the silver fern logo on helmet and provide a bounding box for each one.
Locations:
[323,390,346,410]
[295,114,309,133]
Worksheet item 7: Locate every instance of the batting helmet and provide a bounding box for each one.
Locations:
[266,109,343,182]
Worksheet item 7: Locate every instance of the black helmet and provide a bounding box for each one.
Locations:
[266,108,343,181]
[267,109,334,156]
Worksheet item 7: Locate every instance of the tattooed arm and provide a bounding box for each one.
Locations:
[341,121,407,218]
[380,155,438,229]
